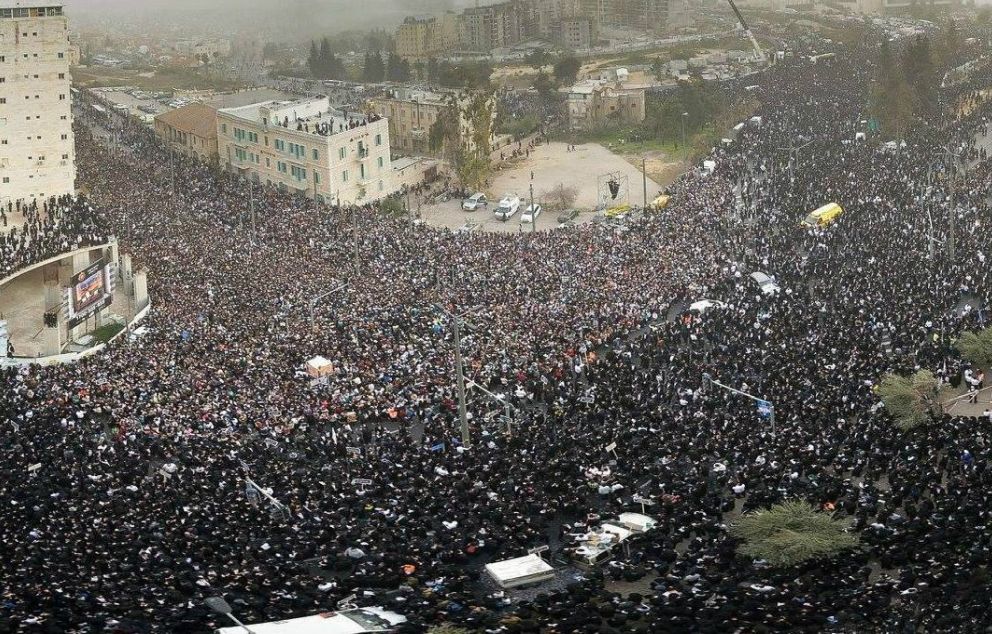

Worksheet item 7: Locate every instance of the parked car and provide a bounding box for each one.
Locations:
[689,299,728,313]
[521,204,542,223]
[494,195,521,221]
[462,193,487,211]
[557,208,579,224]
[750,271,781,295]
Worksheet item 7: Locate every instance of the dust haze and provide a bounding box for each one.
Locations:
[63,0,475,39]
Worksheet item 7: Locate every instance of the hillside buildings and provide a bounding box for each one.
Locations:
[216,96,395,204]
[395,14,460,61]
[0,1,75,208]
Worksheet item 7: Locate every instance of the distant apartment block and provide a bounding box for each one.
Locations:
[460,1,525,51]
[0,1,75,208]
[395,13,459,61]
[552,16,596,49]
[216,96,395,204]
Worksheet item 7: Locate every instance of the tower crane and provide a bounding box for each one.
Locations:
[726,0,767,64]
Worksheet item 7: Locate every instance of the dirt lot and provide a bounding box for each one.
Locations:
[418,141,665,233]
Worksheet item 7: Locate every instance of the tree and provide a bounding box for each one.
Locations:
[877,370,940,431]
[525,49,552,69]
[869,40,915,141]
[955,328,992,370]
[553,55,581,85]
[542,184,578,212]
[386,52,411,82]
[902,35,938,118]
[730,500,859,567]
[363,51,385,83]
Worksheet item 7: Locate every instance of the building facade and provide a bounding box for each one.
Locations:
[566,79,646,131]
[369,88,496,158]
[0,1,75,208]
[395,13,459,61]
[153,102,219,164]
[460,1,525,51]
[216,96,395,205]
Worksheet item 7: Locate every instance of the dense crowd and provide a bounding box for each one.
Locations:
[3,28,992,634]
[0,195,107,280]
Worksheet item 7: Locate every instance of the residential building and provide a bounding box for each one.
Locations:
[395,13,459,61]
[565,79,646,130]
[0,1,75,208]
[154,103,219,164]
[460,1,525,51]
[216,96,395,204]
[552,16,596,49]
[527,0,581,38]
[580,0,674,32]
[369,88,496,158]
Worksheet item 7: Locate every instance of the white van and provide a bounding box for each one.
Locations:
[495,195,521,221]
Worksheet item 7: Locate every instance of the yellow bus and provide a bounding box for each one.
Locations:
[802,202,843,228]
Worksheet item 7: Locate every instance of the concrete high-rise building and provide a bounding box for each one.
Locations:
[0,1,75,208]
[395,13,460,61]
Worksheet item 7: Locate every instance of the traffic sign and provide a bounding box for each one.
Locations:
[756,399,773,418]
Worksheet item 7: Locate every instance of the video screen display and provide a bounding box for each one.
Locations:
[72,261,107,313]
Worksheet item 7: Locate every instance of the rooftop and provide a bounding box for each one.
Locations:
[219,98,383,139]
[154,103,218,139]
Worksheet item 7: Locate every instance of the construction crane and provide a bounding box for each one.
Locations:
[726,0,767,64]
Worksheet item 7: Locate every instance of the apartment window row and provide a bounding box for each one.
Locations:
[290,165,307,181]
[0,7,63,18]
[232,128,258,143]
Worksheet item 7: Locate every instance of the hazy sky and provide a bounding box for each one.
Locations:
[62,0,474,38]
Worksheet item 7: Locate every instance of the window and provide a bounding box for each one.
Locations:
[0,78,5,84]
[62,154,68,160]
[359,164,366,179]
[221,124,227,134]
[312,149,319,160]
[291,165,307,181]
[58,53,64,59]
[59,94,65,101]
[314,172,320,184]
[61,134,67,140]
[341,170,348,182]
[274,139,285,151]
[0,57,4,63]
[58,73,65,79]
[375,134,382,146]
[1,177,7,184]
[377,157,383,168]
[0,98,5,104]
[338,147,345,160]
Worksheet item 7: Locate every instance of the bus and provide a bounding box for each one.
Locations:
[802,202,843,228]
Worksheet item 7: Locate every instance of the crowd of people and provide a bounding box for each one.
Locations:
[0,195,107,280]
[3,26,992,634]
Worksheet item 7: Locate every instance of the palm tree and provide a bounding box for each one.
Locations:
[730,500,858,567]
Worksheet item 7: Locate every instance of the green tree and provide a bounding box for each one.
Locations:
[955,328,992,369]
[877,370,940,431]
[902,35,938,118]
[553,55,581,85]
[363,51,385,82]
[869,40,915,141]
[730,500,859,567]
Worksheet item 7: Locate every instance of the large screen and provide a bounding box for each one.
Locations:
[67,260,113,328]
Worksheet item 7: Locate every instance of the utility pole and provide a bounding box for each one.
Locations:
[776,140,812,182]
[642,157,648,208]
[947,145,957,262]
[249,178,257,239]
[170,149,176,197]
[529,180,535,233]
[452,314,470,447]
[681,112,688,165]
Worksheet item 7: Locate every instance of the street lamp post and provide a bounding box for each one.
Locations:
[702,372,776,437]
[466,379,516,436]
[205,597,257,634]
[681,112,688,165]
[308,281,347,327]
[433,303,472,448]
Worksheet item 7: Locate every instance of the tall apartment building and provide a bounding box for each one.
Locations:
[0,1,75,208]
[395,13,459,61]
[460,1,525,51]
[216,96,395,205]
[580,0,671,32]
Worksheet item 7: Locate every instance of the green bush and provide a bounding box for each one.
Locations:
[730,500,858,567]
[877,369,940,431]
[955,327,992,369]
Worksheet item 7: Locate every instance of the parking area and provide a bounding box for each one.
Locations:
[418,141,662,233]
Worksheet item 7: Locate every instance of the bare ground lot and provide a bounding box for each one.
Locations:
[418,142,666,233]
